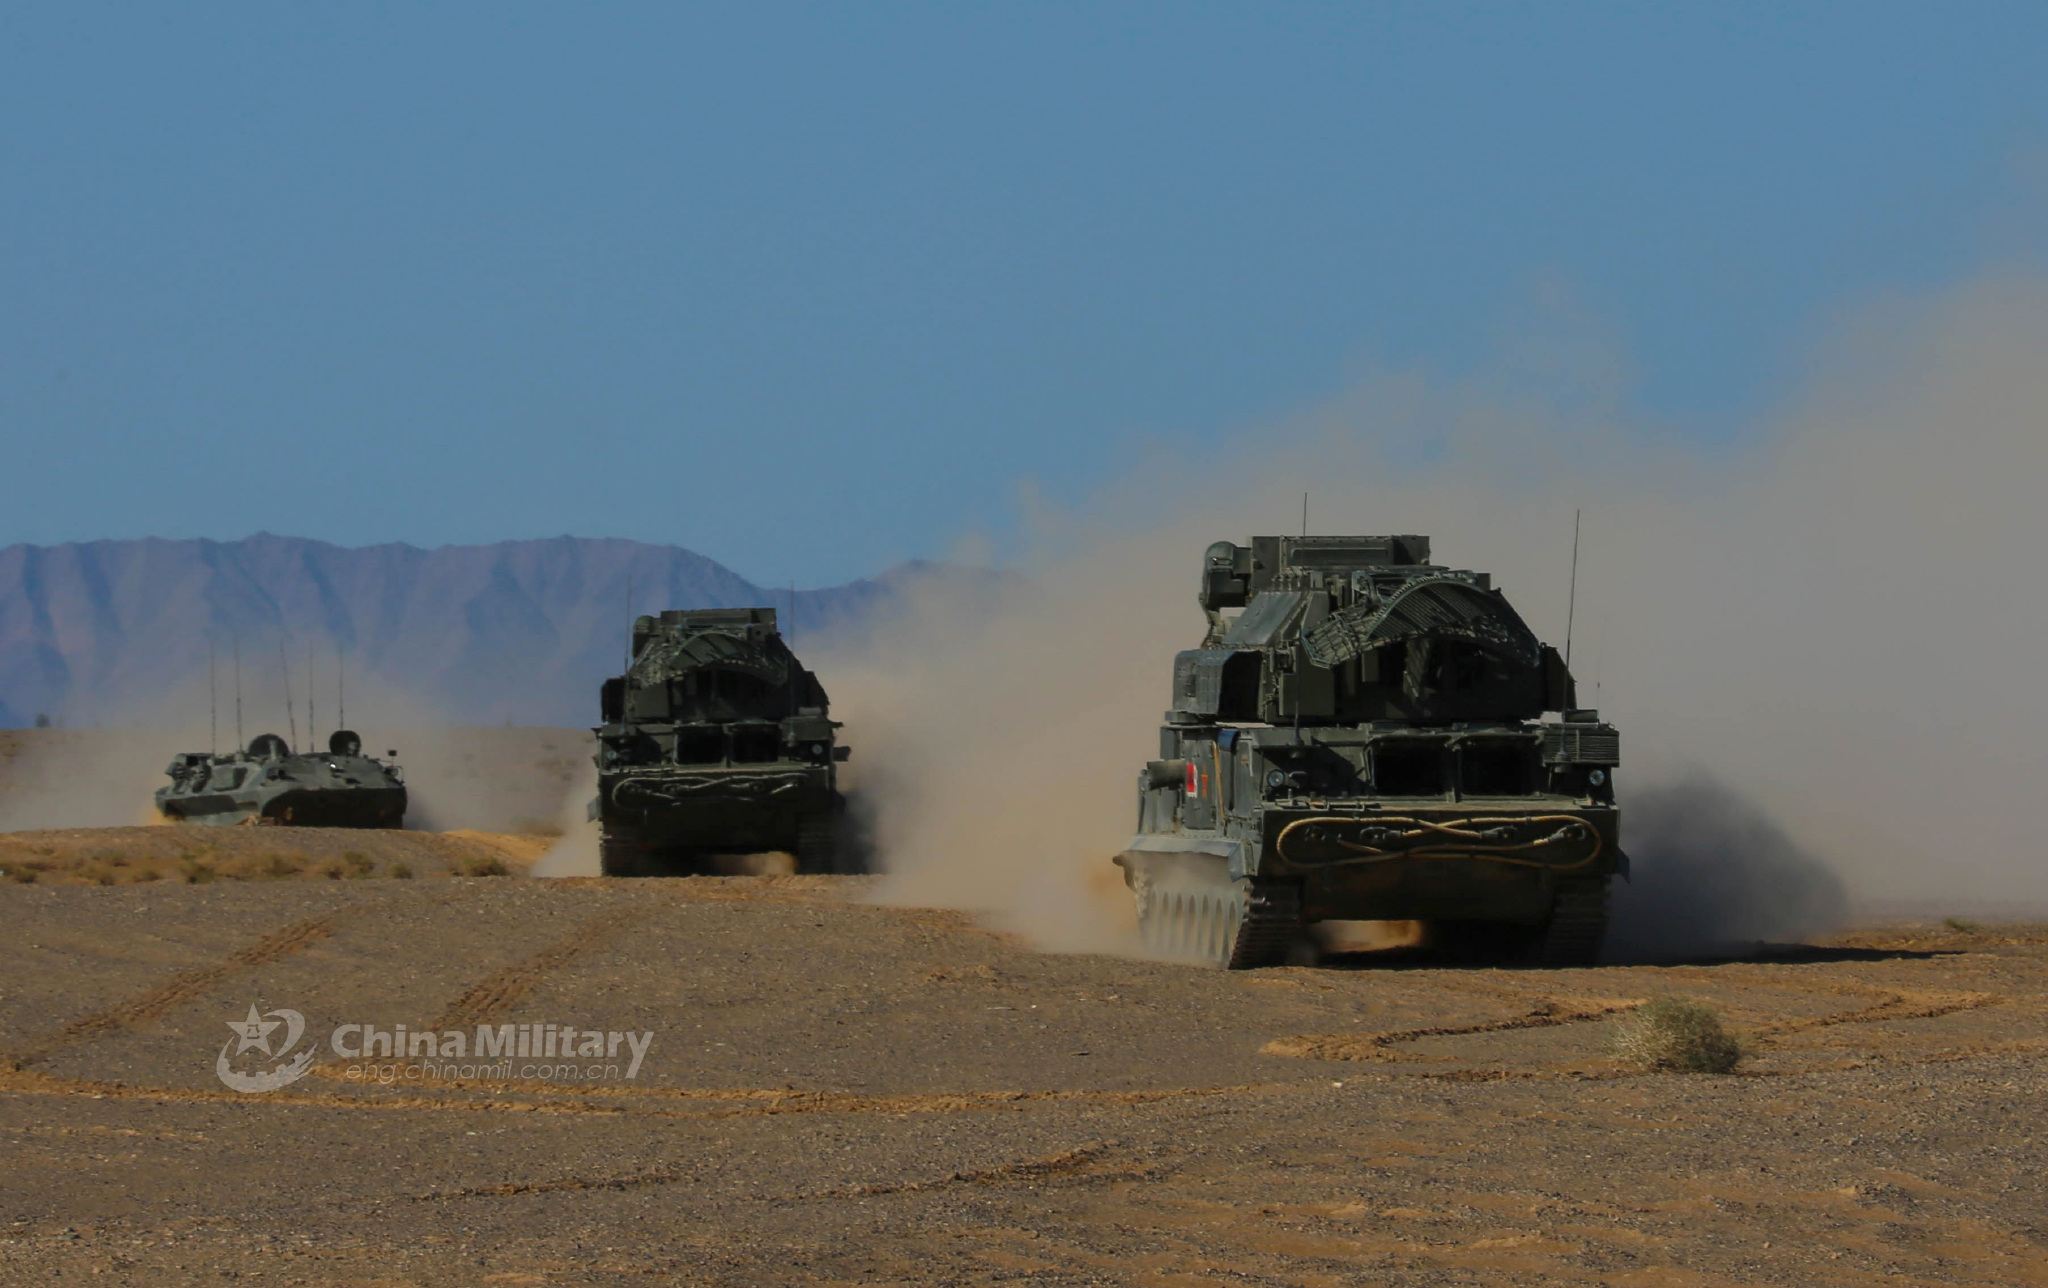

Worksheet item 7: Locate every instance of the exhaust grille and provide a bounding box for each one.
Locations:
[1541,725,1619,765]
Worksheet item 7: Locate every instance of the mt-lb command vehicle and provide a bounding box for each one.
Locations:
[1115,535,1623,968]
[593,607,850,875]
[156,730,407,828]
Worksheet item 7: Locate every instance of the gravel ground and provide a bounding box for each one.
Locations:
[1,872,2043,1286]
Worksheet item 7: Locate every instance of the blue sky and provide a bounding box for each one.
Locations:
[2,2,2043,586]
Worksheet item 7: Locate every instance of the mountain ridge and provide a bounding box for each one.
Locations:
[0,534,955,728]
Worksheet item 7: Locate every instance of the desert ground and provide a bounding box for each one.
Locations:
[0,842,2043,1287]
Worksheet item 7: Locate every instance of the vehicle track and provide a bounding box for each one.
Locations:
[399,1141,1128,1206]
[1260,994,1643,1062]
[301,1067,1253,1114]
[0,1063,1257,1121]
[7,905,374,1068]
[427,904,658,1030]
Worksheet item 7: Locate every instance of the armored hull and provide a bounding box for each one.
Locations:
[595,762,839,871]
[1117,535,1623,968]
[155,731,407,829]
[593,608,850,875]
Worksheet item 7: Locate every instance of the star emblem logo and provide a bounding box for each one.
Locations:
[227,1004,282,1055]
[215,1004,311,1093]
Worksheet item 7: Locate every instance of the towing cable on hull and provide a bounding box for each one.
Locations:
[1273,814,1606,872]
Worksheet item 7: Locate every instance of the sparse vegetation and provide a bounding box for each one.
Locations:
[239,852,300,880]
[1943,916,1981,933]
[1608,995,1744,1074]
[217,851,306,881]
[0,830,527,885]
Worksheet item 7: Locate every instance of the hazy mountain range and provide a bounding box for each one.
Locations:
[0,535,962,730]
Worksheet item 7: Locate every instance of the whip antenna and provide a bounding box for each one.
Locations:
[233,640,243,749]
[624,568,634,673]
[208,640,217,755]
[1564,509,1581,670]
[280,640,298,753]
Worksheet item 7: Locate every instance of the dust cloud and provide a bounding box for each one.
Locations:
[0,674,231,830]
[0,659,590,839]
[0,729,201,831]
[826,268,2048,954]
[1606,774,1850,960]
[531,759,602,877]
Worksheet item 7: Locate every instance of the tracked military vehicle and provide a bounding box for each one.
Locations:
[156,731,407,828]
[593,607,850,875]
[1115,535,1623,968]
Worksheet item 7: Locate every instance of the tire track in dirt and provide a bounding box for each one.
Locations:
[844,1141,1144,1197]
[7,885,498,1070]
[1650,965,2007,1036]
[0,1064,1255,1121]
[1263,973,2010,1072]
[1261,994,1644,1063]
[301,1065,1251,1114]
[285,900,662,1085]
[0,1065,637,1116]
[397,1141,1133,1206]
[426,903,656,1031]
[1751,988,2003,1037]
[7,901,386,1069]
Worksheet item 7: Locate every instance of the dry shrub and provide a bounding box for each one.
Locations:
[459,855,510,878]
[181,860,217,884]
[318,861,344,880]
[391,862,414,880]
[1608,995,1744,1074]
[220,852,305,881]
[341,850,375,878]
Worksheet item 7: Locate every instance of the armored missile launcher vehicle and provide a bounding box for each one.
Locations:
[593,607,850,875]
[1115,534,1622,968]
[156,730,408,828]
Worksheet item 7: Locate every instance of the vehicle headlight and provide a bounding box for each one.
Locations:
[1265,769,1287,789]
[1587,769,1607,787]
